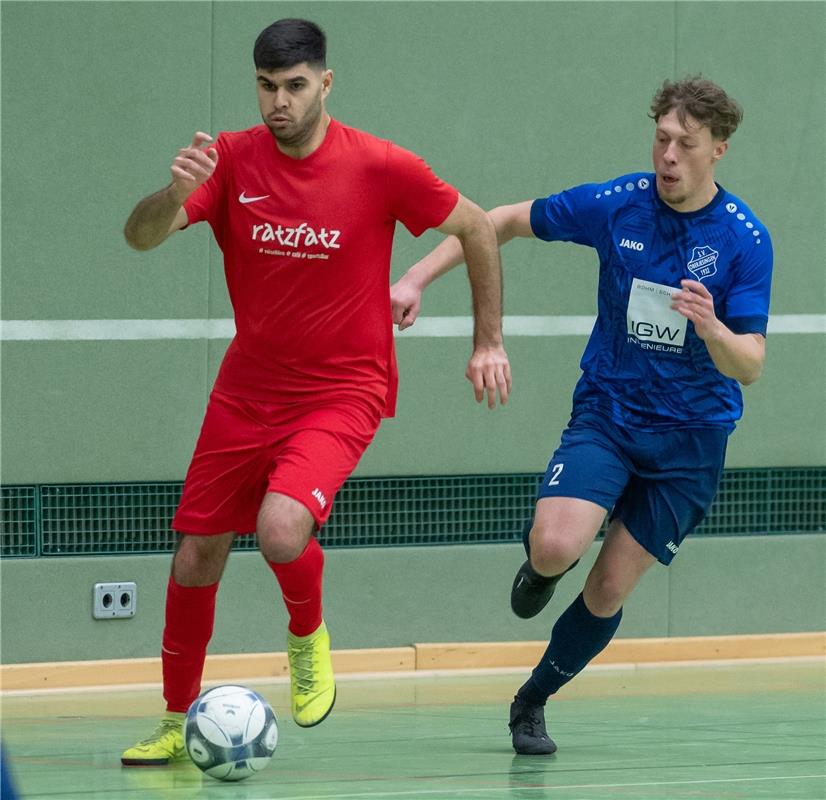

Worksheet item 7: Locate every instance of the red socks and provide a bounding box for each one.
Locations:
[160,538,323,713]
[268,537,324,637]
[161,576,218,713]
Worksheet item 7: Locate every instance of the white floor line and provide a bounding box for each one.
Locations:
[1,314,824,341]
[244,774,826,800]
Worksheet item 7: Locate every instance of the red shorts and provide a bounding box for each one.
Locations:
[172,390,381,534]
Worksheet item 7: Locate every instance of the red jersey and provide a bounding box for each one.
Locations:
[183,119,459,417]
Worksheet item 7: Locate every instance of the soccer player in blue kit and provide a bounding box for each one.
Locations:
[390,76,773,754]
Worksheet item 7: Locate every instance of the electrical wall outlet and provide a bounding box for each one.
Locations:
[93,582,137,619]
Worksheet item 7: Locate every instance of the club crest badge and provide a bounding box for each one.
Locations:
[687,245,719,280]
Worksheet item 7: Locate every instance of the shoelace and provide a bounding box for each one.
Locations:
[524,715,549,740]
[137,718,181,746]
[519,569,553,591]
[290,639,320,695]
[512,710,546,738]
[524,713,546,736]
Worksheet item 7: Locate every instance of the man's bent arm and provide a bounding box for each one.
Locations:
[124,131,218,252]
[397,194,512,407]
[671,279,766,385]
[437,195,504,348]
[124,187,189,251]
[702,329,765,385]
[398,202,533,290]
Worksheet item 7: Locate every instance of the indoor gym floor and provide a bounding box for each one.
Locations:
[2,660,824,800]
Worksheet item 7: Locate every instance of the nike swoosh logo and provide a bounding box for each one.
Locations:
[239,191,270,204]
[295,688,334,714]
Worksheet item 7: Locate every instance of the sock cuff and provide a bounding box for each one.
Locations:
[572,592,623,630]
[267,535,324,574]
[167,575,219,597]
[516,679,548,707]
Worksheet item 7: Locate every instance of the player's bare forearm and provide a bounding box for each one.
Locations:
[392,196,526,334]
[390,237,466,331]
[670,279,765,385]
[457,215,504,348]
[124,184,186,251]
[703,327,765,385]
[442,203,531,340]
[125,132,218,252]
[402,237,466,291]
[459,210,511,407]
[435,196,504,347]
[392,194,511,405]
[402,201,533,290]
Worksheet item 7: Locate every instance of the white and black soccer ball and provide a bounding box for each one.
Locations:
[184,684,278,781]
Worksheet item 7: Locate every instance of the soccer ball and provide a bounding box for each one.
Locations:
[184,684,278,781]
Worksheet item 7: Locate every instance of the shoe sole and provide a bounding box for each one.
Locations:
[512,743,558,756]
[121,747,187,767]
[294,686,337,728]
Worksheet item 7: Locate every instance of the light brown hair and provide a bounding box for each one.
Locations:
[650,76,743,141]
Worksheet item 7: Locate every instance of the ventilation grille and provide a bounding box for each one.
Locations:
[1,468,824,558]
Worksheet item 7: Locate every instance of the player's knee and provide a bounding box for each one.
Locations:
[583,570,628,616]
[529,529,581,577]
[172,534,231,585]
[257,516,311,563]
[257,493,315,563]
[258,530,304,563]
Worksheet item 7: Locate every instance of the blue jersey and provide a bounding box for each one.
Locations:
[530,173,773,431]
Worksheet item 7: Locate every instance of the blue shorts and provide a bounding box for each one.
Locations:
[537,411,728,564]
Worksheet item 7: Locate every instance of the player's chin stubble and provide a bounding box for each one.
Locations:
[267,98,323,148]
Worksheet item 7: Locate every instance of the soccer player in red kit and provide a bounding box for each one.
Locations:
[120,18,510,765]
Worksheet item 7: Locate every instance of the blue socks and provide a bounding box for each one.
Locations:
[517,592,622,705]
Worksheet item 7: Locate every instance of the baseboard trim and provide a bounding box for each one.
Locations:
[1,633,823,692]
[414,632,826,669]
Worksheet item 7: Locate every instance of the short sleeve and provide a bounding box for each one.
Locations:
[182,134,229,227]
[385,143,459,237]
[530,183,607,247]
[724,232,774,336]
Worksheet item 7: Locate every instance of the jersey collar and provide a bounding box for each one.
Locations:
[655,182,727,219]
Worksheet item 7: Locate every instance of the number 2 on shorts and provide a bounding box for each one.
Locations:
[548,463,564,486]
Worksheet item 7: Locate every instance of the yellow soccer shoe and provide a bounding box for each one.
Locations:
[121,712,187,766]
[288,621,336,727]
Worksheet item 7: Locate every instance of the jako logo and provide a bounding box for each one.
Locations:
[547,659,576,678]
[251,222,341,249]
[311,488,327,509]
[620,238,644,251]
[665,541,679,554]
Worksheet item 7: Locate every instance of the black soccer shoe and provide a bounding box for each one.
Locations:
[509,696,557,755]
[510,559,579,619]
